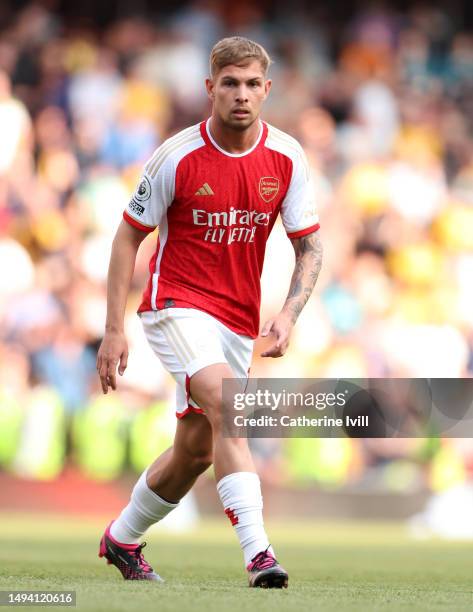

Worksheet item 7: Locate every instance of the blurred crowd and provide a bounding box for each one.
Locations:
[0,1,472,488]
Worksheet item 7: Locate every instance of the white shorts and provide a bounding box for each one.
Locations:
[140,308,254,418]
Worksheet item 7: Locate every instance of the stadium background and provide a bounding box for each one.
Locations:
[0,0,473,539]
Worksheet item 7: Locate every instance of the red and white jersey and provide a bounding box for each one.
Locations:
[123,119,320,338]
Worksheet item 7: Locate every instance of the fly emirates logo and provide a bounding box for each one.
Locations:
[192,207,271,245]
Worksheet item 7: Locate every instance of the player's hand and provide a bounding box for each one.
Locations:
[260,313,294,358]
[96,331,128,394]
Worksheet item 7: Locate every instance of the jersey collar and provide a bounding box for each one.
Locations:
[204,118,265,158]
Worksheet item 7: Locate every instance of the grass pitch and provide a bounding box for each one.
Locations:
[0,513,472,611]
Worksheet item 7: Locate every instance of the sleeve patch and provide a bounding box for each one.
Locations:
[133,176,152,203]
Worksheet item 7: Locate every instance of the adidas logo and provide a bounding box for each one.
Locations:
[195,183,214,196]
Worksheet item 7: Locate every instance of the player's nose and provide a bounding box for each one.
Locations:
[235,87,249,102]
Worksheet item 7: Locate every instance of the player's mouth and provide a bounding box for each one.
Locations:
[232,108,251,118]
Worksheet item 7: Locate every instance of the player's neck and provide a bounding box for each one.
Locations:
[208,115,262,154]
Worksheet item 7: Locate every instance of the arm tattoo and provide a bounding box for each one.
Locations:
[283,232,323,324]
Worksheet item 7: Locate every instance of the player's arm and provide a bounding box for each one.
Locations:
[261,230,322,358]
[96,220,148,393]
[283,230,323,323]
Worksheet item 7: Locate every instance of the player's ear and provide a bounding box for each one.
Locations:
[263,78,272,99]
[205,77,215,101]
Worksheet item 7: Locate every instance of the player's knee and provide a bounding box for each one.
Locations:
[200,385,222,412]
[190,373,232,427]
[196,395,221,429]
[202,391,237,434]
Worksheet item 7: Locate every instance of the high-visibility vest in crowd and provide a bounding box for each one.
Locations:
[12,386,65,480]
[284,437,353,487]
[129,401,175,473]
[73,393,127,481]
[429,441,466,492]
[0,387,23,467]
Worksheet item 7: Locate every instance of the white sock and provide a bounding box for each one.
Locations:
[110,469,179,544]
[217,471,274,566]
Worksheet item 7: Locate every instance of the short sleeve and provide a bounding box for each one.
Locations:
[280,148,320,239]
[123,152,175,233]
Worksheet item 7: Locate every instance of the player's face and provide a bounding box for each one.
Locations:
[206,60,272,131]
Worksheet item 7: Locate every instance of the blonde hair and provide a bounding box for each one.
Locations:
[210,36,272,77]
